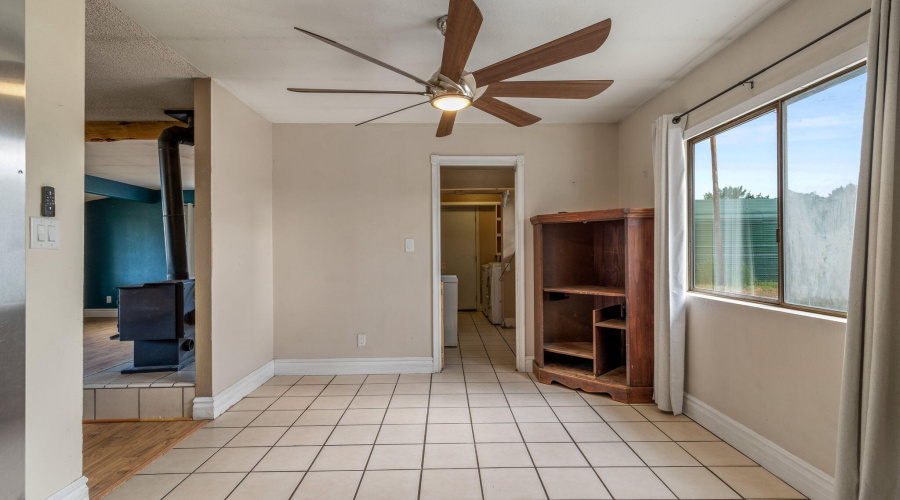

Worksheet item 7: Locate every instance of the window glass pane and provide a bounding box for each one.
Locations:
[693,111,779,298]
[784,67,866,312]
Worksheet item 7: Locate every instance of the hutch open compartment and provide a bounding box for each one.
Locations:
[531,208,654,403]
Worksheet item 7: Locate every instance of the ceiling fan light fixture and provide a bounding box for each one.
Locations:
[431,94,472,111]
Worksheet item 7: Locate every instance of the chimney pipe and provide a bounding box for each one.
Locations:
[158,124,193,281]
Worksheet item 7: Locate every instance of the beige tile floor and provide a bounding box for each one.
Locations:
[106,312,806,500]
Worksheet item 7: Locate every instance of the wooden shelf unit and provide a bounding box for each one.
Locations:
[531,208,654,404]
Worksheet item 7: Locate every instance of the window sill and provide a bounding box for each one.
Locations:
[686,291,848,324]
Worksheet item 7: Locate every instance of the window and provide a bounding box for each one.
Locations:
[689,64,866,315]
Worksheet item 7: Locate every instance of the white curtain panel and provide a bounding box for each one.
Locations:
[651,114,688,414]
[835,0,900,497]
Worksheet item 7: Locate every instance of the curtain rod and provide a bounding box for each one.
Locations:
[672,9,871,125]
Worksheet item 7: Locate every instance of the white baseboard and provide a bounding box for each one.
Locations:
[47,476,89,500]
[193,360,274,420]
[84,308,117,318]
[683,394,834,500]
[502,317,516,328]
[275,357,434,375]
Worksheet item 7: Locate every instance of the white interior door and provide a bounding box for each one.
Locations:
[441,207,478,310]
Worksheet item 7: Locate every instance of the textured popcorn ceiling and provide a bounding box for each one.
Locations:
[110,0,789,124]
[85,0,206,121]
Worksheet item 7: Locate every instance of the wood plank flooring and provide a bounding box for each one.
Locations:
[83,420,207,499]
[84,317,132,376]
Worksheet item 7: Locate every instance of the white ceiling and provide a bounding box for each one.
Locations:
[110,0,788,124]
[86,141,195,190]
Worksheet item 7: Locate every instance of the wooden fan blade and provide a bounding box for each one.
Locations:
[482,80,612,99]
[437,111,457,137]
[472,19,611,87]
[356,101,429,126]
[288,88,428,95]
[472,96,541,127]
[295,27,437,90]
[440,0,483,82]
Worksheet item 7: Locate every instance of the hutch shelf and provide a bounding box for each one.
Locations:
[531,208,654,404]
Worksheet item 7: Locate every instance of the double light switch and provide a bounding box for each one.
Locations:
[31,217,60,249]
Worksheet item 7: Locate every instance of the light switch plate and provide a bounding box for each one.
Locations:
[30,217,60,249]
[405,238,414,252]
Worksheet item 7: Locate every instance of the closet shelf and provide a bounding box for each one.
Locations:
[543,285,625,297]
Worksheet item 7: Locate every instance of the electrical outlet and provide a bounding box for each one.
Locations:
[106,296,112,304]
[357,333,366,347]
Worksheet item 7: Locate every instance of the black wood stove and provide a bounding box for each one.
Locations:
[117,112,196,373]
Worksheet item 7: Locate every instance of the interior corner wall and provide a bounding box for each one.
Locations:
[272,124,619,362]
[23,0,86,497]
[615,0,869,477]
[193,78,213,398]
[194,78,275,398]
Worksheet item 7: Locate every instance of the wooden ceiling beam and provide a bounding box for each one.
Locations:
[85,121,187,142]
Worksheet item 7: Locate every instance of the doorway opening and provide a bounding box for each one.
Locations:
[82,138,197,419]
[431,155,526,373]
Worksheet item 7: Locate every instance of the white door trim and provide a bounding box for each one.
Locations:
[431,155,527,373]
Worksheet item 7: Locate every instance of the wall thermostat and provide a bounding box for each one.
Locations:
[41,186,55,217]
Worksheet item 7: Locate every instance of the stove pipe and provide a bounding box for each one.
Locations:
[158,125,194,281]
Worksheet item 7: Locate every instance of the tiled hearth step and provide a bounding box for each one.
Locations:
[84,386,196,420]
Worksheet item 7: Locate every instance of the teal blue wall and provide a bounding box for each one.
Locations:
[84,190,194,309]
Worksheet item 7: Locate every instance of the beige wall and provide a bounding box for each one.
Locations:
[24,0,86,497]
[686,296,846,475]
[615,0,869,476]
[272,124,619,360]
[194,79,275,397]
[193,79,213,397]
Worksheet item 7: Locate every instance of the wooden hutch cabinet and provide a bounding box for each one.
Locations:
[531,208,654,404]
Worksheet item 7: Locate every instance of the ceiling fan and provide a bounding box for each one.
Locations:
[288,0,612,137]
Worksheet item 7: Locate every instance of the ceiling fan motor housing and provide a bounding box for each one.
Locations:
[428,71,478,110]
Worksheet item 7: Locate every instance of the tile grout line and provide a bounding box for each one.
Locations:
[284,375,357,497]
[504,363,551,499]
[466,312,489,500]
[352,376,396,499]
[416,373,432,500]
[552,387,643,498]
